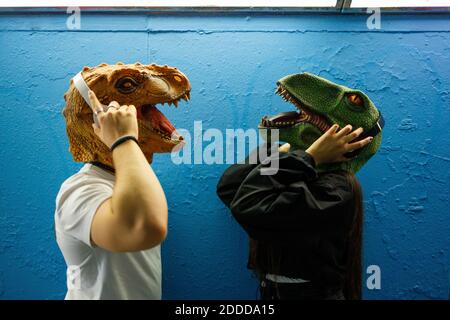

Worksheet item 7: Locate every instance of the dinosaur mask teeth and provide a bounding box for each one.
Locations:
[271,84,332,132]
[260,111,303,128]
[160,91,190,107]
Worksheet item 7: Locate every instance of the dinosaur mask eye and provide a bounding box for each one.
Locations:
[116,77,138,94]
[347,93,364,107]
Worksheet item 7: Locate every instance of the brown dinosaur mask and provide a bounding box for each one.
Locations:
[63,62,191,166]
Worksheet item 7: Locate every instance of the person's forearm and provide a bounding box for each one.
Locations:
[111,140,168,235]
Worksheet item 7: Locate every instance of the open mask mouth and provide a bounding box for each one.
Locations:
[259,84,332,133]
[136,91,190,143]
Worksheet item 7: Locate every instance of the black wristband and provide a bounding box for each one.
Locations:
[110,135,139,152]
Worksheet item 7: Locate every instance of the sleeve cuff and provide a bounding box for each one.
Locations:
[303,152,317,168]
[290,149,316,168]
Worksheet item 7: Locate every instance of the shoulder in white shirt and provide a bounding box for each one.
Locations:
[54,163,162,300]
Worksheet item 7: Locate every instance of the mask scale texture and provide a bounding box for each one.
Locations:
[63,62,191,167]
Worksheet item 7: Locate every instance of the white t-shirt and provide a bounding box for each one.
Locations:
[54,163,162,300]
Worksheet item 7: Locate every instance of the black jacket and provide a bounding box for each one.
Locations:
[216,149,355,288]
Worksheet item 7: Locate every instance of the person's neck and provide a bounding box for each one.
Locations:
[88,161,115,175]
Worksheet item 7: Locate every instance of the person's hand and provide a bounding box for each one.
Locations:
[306,124,373,166]
[88,90,139,149]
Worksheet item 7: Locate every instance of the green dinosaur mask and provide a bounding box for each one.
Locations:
[259,72,384,173]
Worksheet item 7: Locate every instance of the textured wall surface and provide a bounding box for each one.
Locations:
[0,11,449,300]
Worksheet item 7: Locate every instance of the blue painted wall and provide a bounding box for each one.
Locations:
[0,11,449,300]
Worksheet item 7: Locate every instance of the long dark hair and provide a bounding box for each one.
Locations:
[249,171,364,300]
[342,171,363,300]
